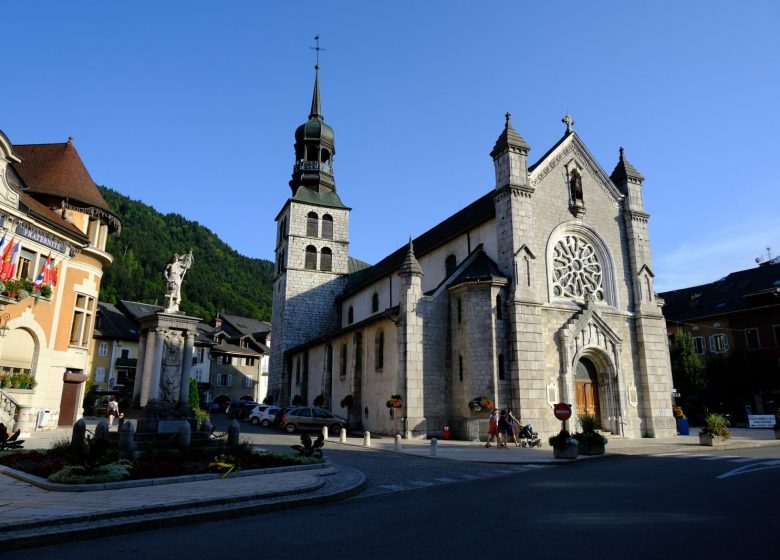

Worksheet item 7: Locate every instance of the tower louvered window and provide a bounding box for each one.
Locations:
[307,212,319,237]
[305,246,317,270]
[322,215,334,239]
[320,247,332,271]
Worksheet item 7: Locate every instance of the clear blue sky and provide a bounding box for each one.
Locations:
[3,1,779,292]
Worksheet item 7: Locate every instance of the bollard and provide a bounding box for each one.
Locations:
[177,421,192,449]
[119,420,136,460]
[227,419,240,446]
[72,419,86,447]
[340,428,347,443]
[322,426,329,441]
[94,419,109,442]
[430,437,438,457]
[394,434,402,451]
[363,431,371,447]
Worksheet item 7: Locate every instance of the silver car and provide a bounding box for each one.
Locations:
[280,407,347,434]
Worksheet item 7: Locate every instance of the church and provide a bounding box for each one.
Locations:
[268,66,677,439]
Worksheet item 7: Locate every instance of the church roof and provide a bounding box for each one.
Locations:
[12,141,114,214]
[610,147,644,183]
[448,248,505,287]
[340,190,496,299]
[291,187,347,209]
[117,300,163,320]
[660,261,780,322]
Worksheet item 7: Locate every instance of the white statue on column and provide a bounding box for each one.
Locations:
[163,250,193,313]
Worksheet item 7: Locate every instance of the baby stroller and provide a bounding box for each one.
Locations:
[517,424,542,448]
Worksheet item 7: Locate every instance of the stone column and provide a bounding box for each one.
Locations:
[133,331,147,404]
[179,331,195,405]
[140,329,158,407]
[148,329,166,402]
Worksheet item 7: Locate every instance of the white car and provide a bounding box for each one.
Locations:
[249,405,279,426]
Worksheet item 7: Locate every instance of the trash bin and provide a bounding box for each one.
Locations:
[443,426,451,440]
[676,418,689,435]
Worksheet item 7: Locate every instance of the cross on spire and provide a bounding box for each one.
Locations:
[310,34,325,67]
[562,113,575,134]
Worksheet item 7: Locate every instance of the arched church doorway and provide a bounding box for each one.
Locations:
[575,357,600,420]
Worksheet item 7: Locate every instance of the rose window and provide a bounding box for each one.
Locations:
[552,235,603,301]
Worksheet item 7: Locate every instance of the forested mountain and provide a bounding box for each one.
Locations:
[98,187,274,322]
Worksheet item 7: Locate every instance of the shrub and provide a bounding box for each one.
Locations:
[49,461,133,484]
[549,430,575,447]
[700,412,730,439]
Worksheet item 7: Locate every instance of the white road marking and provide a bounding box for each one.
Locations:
[717,460,780,480]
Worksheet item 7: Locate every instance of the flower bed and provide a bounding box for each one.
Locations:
[0,444,322,483]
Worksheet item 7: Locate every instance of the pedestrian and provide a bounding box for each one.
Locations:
[506,408,520,447]
[485,409,500,447]
[497,409,509,448]
[107,396,119,429]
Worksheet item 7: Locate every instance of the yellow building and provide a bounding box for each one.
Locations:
[0,131,120,432]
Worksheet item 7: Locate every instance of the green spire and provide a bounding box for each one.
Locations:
[309,65,322,119]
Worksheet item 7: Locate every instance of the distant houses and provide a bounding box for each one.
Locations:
[88,302,270,410]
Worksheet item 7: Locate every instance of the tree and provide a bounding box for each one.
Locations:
[670,331,706,396]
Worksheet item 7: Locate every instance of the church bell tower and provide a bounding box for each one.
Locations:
[268,63,351,405]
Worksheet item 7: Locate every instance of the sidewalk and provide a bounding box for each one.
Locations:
[2,425,778,550]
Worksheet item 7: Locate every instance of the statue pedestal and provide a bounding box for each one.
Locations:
[132,311,201,414]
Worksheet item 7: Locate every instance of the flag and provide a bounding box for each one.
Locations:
[34,253,52,289]
[0,238,15,281]
[1,242,19,281]
[50,262,59,287]
[0,232,6,254]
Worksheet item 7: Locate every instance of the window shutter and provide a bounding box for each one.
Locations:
[709,336,716,352]
[723,336,729,352]
[227,375,233,387]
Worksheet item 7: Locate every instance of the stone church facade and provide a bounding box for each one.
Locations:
[269,68,676,439]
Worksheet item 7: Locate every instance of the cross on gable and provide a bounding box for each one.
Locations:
[562,113,575,133]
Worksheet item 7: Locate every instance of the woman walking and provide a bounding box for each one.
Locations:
[506,408,520,447]
[485,409,500,447]
[497,410,510,448]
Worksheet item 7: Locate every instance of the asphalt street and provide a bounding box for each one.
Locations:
[7,434,780,560]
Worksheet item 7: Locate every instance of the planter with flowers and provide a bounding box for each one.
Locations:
[699,412,730,446]
[572,413,607,455]
[0,279,52,302]
[673,405,689,435]
[386,395,403,409]
[468,396,495,414]
[549,430,579,459]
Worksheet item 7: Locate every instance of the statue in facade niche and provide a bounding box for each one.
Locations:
[163,250,193,313]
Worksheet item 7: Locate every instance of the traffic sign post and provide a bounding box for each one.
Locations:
[553,402,572,432]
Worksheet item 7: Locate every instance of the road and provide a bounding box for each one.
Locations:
[7,421,779,559]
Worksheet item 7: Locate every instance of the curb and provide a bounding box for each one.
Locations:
[1,465,367,551]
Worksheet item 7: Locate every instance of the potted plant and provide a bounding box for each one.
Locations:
[699,412,730,446]
[313,394,324,407]
[673,405,689,435]
[339,394,354,409]
[468,396,494,413]
[572,413,607,455]
[549,429,578,459]
[386,394,403,408]
[291,394,304,406]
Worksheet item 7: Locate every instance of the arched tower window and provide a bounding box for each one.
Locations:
[307,212,319,237]
[445,254,457,277]
[322,215,334,239]
[304,245,317,270]
[320,247,332,271]
[371,293,379,313]
[496,295,503,320]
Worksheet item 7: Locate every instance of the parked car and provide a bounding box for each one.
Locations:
[249,405,279,426]
[272,406,297,428]
[229,401,261,420]
[280,407,347,434]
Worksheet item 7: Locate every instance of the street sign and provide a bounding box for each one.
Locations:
[553,402,572,421]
